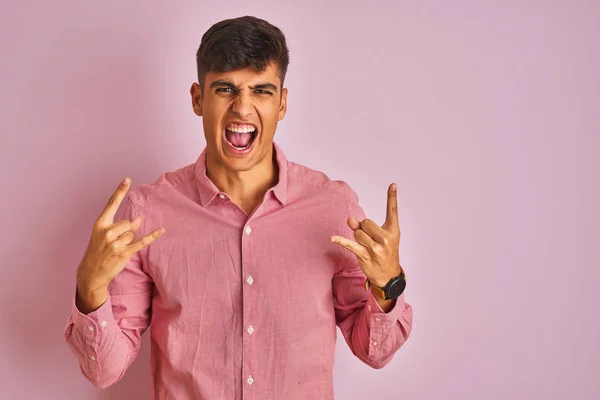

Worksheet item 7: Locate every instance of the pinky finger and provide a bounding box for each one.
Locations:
[123,227,165,257]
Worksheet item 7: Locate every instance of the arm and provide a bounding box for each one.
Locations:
[64,255,152,387]
[64,182,159,387]
[332,199,413,369]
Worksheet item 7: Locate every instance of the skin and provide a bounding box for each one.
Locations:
[75,62,403,315]
[190,62,288,215]
[330,183,403,312]
[75,178,165,313]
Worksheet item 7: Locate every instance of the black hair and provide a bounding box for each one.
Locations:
[196,16,290,89]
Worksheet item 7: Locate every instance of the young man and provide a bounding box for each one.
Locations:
[65,16,413,400]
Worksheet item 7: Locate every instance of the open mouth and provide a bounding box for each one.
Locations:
[224,123,258,151]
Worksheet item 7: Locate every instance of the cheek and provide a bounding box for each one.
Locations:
[258,102,283,125]
[202,99,229,126]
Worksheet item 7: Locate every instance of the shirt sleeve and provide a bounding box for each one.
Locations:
[63,192,153,388]
[332,198,413,369]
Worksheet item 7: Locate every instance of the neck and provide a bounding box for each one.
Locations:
[205,145,279,210]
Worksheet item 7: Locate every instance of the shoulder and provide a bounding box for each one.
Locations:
[126,162,196,208]
[287,160,359,206]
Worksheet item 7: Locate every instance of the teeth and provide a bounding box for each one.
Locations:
[226,124,256,134]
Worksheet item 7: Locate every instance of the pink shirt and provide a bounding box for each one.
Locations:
[64,142,413,399]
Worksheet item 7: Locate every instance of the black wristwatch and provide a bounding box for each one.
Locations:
[365,267,407,300]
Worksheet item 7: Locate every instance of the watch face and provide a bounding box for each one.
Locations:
[387,277,406,299]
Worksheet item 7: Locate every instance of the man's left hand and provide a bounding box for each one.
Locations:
[330,183,402,288]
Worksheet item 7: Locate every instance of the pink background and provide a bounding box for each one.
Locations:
[1,1,598,399]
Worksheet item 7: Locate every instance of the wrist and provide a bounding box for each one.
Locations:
[75,285,108,314]
[370,265,403,288]
[365,265,406,301]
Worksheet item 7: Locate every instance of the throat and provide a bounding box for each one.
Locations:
[232,196,262,216]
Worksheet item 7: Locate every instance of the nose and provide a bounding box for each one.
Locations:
[231,93,253,119]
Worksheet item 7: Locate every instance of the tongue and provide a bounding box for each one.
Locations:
[226,130,253,147]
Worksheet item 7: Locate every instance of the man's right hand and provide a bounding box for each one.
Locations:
[75,177,165,314]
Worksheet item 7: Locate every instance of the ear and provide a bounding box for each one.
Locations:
[278,87,288,121]
[190,82,203,117]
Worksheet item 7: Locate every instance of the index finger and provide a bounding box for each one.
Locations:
[383,183,399,231]
[98,177,131,226]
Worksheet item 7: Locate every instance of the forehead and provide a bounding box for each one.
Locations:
[205,62,281,86]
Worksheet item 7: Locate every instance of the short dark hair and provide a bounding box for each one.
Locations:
[196,16,290,89]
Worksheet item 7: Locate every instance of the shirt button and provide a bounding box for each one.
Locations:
[247,375,254,385]
[246,275,254,285]
[372,341,378,347]
[87,326,94,332]
[219,194,226,199]
[247,325,254,335]
[100,321,107,328]
[245,226,252,235]
[90,355,96,361]
[375,317,381,322]
[367,305,372,312]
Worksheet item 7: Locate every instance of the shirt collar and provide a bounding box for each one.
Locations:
[194,141,288,207]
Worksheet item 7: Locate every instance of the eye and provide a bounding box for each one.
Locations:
[255,89,273,96]
[216,87,233,93]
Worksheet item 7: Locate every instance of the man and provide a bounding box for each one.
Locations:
[65,15,413,400]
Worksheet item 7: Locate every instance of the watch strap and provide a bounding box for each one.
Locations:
[365,279,387,300]
[364,266,405,300]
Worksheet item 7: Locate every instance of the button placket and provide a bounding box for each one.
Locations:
[242,224,255,391]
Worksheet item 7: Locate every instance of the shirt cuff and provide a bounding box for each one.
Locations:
[70,290,118,342]
[364,290,407,358]
[365,289,406,323]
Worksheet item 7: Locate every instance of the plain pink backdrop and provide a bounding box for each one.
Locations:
[1,1,598,399]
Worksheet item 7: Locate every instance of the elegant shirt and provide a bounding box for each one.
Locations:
[64,142,413,400]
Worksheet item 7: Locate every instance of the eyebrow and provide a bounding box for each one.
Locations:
[209,80,278,92]
[251,83,278,92]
